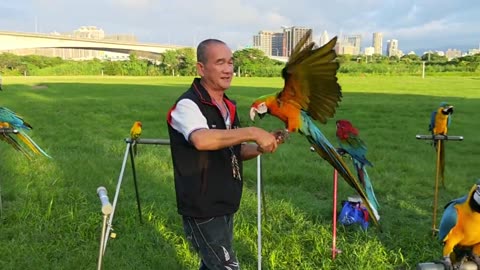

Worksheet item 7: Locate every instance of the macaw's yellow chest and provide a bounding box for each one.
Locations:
[433,111,449,135]
[455,204,480,246]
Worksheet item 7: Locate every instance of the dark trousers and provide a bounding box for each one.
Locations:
[182,214,239,270]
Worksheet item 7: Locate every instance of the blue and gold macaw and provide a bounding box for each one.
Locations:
[438,179,480,270]
[249,30,380,229]
[0,106,52,159]
[336,119,380,220]
[429,102,454,187]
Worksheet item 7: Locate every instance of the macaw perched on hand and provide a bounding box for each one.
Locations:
[0,106,52,159]
[336,119,380,220]
[249,30,380,228]
[429,102,454,187]
[130,121,142,156]
[437,180,480,270]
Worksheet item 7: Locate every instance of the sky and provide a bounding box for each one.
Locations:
[1,0,479,55]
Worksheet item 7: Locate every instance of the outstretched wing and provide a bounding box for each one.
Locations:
[277,30,342,124]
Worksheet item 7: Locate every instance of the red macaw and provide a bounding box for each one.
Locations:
[249,30,380,228]
[336,119,380,220]
[0,106,52,159]
[438,179,480,270]
[429,102,454,187]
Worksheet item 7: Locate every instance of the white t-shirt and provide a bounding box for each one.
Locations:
[169,98,231,142]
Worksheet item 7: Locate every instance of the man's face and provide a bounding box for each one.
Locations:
[197,43,234,91]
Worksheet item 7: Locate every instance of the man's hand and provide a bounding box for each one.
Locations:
[250,127,278,153]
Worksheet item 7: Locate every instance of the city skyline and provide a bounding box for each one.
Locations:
[1,1,479,55]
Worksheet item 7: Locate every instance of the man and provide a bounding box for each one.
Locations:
[166,39,280,269]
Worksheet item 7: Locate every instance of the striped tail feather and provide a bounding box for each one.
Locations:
[1,133,34,160]
[300,111,381,228]
[16,131,52,159]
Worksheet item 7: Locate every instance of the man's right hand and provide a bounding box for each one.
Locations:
[250,127,278,153]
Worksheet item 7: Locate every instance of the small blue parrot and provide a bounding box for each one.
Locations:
[437,179,480,270]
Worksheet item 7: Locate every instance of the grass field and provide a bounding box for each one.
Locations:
[0,75,479,269]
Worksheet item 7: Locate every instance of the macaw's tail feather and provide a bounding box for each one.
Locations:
[354,160,380,216]
[1,134,34,160]
[300,112,381,229]
[17,131,52,159]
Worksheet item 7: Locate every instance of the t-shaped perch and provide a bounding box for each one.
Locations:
[416,134,464,235]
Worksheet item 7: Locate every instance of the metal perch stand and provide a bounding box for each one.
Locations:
[100,137,265,269]
[416,134,464,234]
[102,138,170,254]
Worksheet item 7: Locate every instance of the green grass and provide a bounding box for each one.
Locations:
[0,75,479,269]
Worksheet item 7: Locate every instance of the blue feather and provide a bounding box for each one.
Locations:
[438,195,468,241]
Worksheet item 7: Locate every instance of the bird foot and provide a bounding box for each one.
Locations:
[433,256,454,270]
[273,129,289,144]
[470,254,480,269]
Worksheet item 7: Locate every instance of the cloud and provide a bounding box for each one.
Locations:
[1,0,479,53]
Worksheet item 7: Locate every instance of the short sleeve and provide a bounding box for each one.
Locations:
[169,99,209,141]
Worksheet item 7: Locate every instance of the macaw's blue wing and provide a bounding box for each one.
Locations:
[429,110,437,133]
[438,195,468,241]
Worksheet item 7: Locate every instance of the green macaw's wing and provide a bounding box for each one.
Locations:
[278,29,342,124]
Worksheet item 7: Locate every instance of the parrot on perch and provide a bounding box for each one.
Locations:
[130,121,142,156]
[437,179,480,270]
[429,102,454,187]
[0,106,52,159]
[335,119,380,220]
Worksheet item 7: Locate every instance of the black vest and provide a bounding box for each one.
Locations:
[167,78,243,218]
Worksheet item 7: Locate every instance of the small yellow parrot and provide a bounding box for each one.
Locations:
[130,121,142,156]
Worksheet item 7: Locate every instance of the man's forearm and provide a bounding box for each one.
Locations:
[190,128,256,151]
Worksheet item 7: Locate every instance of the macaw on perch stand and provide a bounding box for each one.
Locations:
[249,29,380,229]
[436,180,480,270]
[0,106,52,160]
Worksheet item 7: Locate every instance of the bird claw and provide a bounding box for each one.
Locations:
[433,257,454,270]
[471,254,480,269]
[336,147,347,156]
[273,129,289,144]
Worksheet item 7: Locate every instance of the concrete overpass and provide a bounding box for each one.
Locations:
[0,30,190,57]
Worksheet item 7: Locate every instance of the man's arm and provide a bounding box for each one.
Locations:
[169,98,278,153]
[189,127,275,152]
[240,143,262,161]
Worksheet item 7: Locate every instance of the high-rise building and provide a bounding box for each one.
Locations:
[372,32,383,55]
[282,26,312,57]
[271,32,284,56]
[386,39,399,57]
[319,30,330,46]
[253,31,274,56]
[339,35,362,55]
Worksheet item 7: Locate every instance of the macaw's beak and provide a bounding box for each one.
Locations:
[442,105,454,115]
[250,107,266,121]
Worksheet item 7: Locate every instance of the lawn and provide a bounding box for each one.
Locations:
[0,74,479,269]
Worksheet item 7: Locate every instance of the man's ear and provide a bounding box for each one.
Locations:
[196,62,204,77]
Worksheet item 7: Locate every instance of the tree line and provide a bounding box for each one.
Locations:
[0,47,479,77]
